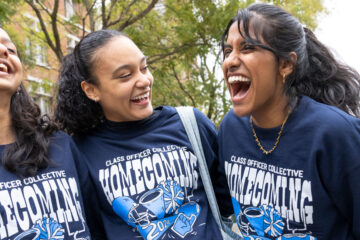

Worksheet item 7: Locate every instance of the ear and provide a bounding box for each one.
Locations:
[81,81,100,102]
[278,51,297,79]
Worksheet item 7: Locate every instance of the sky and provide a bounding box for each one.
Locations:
[315,0,360,73]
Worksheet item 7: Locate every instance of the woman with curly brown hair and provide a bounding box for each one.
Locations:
[55,29,232,240]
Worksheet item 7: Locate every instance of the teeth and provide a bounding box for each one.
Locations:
[0,63,8,73]
[132,92,149,100]
[228,75,249,84]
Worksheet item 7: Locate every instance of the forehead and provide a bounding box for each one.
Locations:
[227,22,244,41]
[226,20,266,45]
[0,28,13,43]
[94,36,144,62]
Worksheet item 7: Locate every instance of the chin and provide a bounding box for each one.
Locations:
[232,105,250,118]
[139,106,154,119]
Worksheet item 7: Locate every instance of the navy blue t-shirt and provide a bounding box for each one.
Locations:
[0,131,92,240]
[74,106,227,240]
[218,96,360,240]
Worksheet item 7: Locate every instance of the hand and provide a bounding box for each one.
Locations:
[172,213,196,237]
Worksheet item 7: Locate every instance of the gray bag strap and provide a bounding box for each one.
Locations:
[176,107,244,240]
[176,107,223,231]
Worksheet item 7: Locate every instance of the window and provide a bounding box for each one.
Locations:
[65,0,75,19]
[66,34,80,53]
[24,15,48,67]
[27,75,53,114]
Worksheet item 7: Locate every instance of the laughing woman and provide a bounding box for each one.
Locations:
[0,28,93,239]
[55,29,231,240]
[218,3,360,240]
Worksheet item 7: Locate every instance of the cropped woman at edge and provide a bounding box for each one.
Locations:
[218,3,360,239]
[0,27,96,239]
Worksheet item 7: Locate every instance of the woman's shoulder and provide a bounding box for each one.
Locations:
[49,130,73,144]
[219,109,248,130]
[298,96,360,136]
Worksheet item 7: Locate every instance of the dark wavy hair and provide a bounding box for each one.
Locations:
[55,30,127,135]
[2,83,58,177]
[221,3,360,116]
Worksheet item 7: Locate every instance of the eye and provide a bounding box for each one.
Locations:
[241,44,256,52]
[223,48,232,58]
[7,48,16,54]
[140,65,149,74]
[119,73,131,79]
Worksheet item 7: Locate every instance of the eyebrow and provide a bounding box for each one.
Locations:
[111,56,147,78]
[223,41,246,50]
[0,37,14,45]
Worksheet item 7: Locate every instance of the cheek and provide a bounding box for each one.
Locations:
[222,60,227,74]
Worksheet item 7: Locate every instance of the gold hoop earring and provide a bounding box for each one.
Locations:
[282,73,286,84]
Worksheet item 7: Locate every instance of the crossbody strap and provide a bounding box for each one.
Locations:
[176,107,223,230]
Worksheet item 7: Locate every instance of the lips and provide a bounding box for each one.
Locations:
[0,63,9,73]
[227,75,251,100]
[130,91,150,103]
[0,60,12,74]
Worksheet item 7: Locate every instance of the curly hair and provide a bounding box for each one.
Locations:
[2,83,58,177]
[221,3,360,117]
[55,30,127,135]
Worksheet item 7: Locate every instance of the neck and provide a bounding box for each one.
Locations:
[0,96,15,145]
[251,96,290,128]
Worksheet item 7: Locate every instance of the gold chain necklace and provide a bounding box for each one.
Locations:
[249,113,289,155]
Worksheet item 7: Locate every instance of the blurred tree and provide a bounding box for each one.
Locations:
[0,0,17,23]
[3,0,325,125]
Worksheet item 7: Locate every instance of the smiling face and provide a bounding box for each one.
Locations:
[222,21,287,121]
[87,36,154,122]
[0,28,22,97]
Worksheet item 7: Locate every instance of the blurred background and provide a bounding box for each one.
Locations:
[1,0,355,125]
[315,0,360,75]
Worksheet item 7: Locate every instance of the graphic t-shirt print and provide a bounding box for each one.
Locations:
[99,145,202,240]
[226,155,317,240]
[0,171,88,240]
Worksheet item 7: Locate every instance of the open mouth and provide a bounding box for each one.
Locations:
[131,91,150,103]
[228,75,250,100]
[0,63,9,73]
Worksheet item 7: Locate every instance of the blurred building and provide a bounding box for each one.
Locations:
[8,0,84,114]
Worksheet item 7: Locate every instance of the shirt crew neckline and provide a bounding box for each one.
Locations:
[246,96,309,140]
[94,106,171,138]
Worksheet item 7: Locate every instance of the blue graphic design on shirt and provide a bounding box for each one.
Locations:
[14,217,64,240]
[13,215,88,240]
[113,180,200,239]
[233,198,316,240]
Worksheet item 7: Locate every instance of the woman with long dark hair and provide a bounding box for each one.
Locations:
[0,27,94,239]
[218,3,360,239]
[55,29,231,240]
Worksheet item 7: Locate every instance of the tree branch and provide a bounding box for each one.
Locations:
[113,0,159,30]
[148,42,209,64]
[25,0,60,60]
[104,0,138,28]
[50,0,63,60]
[83,0,97,32]
[101,0,107,28]
[105,0,120,26]
[171,66,196,107]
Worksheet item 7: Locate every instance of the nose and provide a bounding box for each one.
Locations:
[224,51,241,73]
[0,44,9,58]
[136,72,152,89]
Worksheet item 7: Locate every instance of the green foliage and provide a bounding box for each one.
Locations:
[264,0,325,29]
[0,0,18,24]
[123,0,325,125]
[6,0,325,124]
